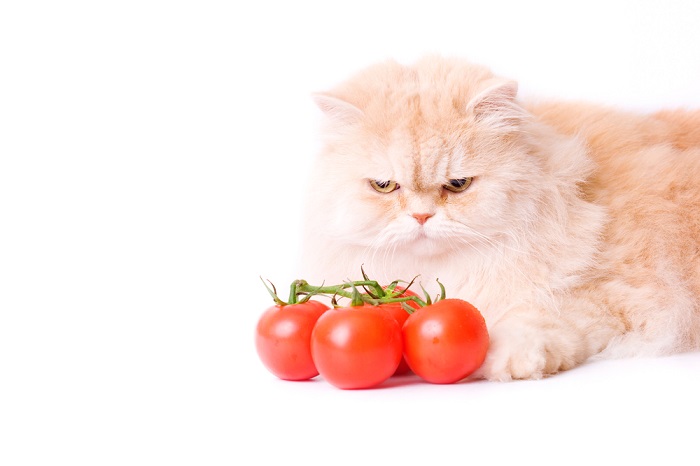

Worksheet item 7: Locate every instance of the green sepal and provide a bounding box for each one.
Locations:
[420,282,432,306]
[350,283,365,307]
[260,277,287,306]
[436,278,446,302]
[360,265,385,298]
[401,302,417,314]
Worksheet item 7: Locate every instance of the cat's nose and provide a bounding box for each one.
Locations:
[412,212,434,225]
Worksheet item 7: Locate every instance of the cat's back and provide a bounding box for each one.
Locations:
[528,101,700,199]
[532,100,700,318]
[653,109,700,150]
[529,100,700,156]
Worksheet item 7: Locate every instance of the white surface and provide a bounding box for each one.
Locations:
[2,1,699,465]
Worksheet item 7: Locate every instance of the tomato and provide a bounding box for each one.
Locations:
[255,300,329,381]
[310,305,402,389]
[402,298,489,384]
[378,288,421,375]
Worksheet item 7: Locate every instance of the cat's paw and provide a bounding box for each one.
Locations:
[474,319,567,382]
[478,339,548,382]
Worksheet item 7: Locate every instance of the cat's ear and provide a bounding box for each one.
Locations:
[312,93,364,125]
[466,78,520,122]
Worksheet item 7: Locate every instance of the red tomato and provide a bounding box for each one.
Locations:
[255,300,329,381]
[311,305,402,389]
[378,288,421,375]
[402,298,489,384]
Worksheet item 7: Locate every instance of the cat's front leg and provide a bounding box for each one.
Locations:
[474,301,617,381]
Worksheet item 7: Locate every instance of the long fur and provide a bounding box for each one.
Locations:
[299,56,700,381]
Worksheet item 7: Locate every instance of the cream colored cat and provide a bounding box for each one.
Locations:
[298,55,700,381]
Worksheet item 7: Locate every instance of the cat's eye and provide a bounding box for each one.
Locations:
[369,179,399,193]
[443,177,473,193]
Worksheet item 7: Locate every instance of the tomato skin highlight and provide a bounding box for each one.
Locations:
[255,301,329,381]
[311,306,403,389]
[402,299,489,384]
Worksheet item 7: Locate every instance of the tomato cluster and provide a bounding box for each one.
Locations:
[255,277,489,389]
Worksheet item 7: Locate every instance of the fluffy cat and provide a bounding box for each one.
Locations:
[298,55,700,381]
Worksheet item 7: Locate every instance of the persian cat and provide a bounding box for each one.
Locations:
[298,56,700,381]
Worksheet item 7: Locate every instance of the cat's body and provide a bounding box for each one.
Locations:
[299,56,700,381]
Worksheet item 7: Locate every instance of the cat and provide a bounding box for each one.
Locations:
[298,55,700,381]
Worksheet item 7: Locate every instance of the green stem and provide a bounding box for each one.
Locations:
[294,279,428,307]
[287,281,298,305]
[295,280,383,298]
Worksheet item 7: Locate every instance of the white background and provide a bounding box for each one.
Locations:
[2,1,700,465]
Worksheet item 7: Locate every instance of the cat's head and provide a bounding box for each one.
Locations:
[306,57,552,259]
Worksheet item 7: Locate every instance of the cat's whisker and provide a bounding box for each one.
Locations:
[442,230,493,263]
[450,220,527,257]
[364,225,406,278]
